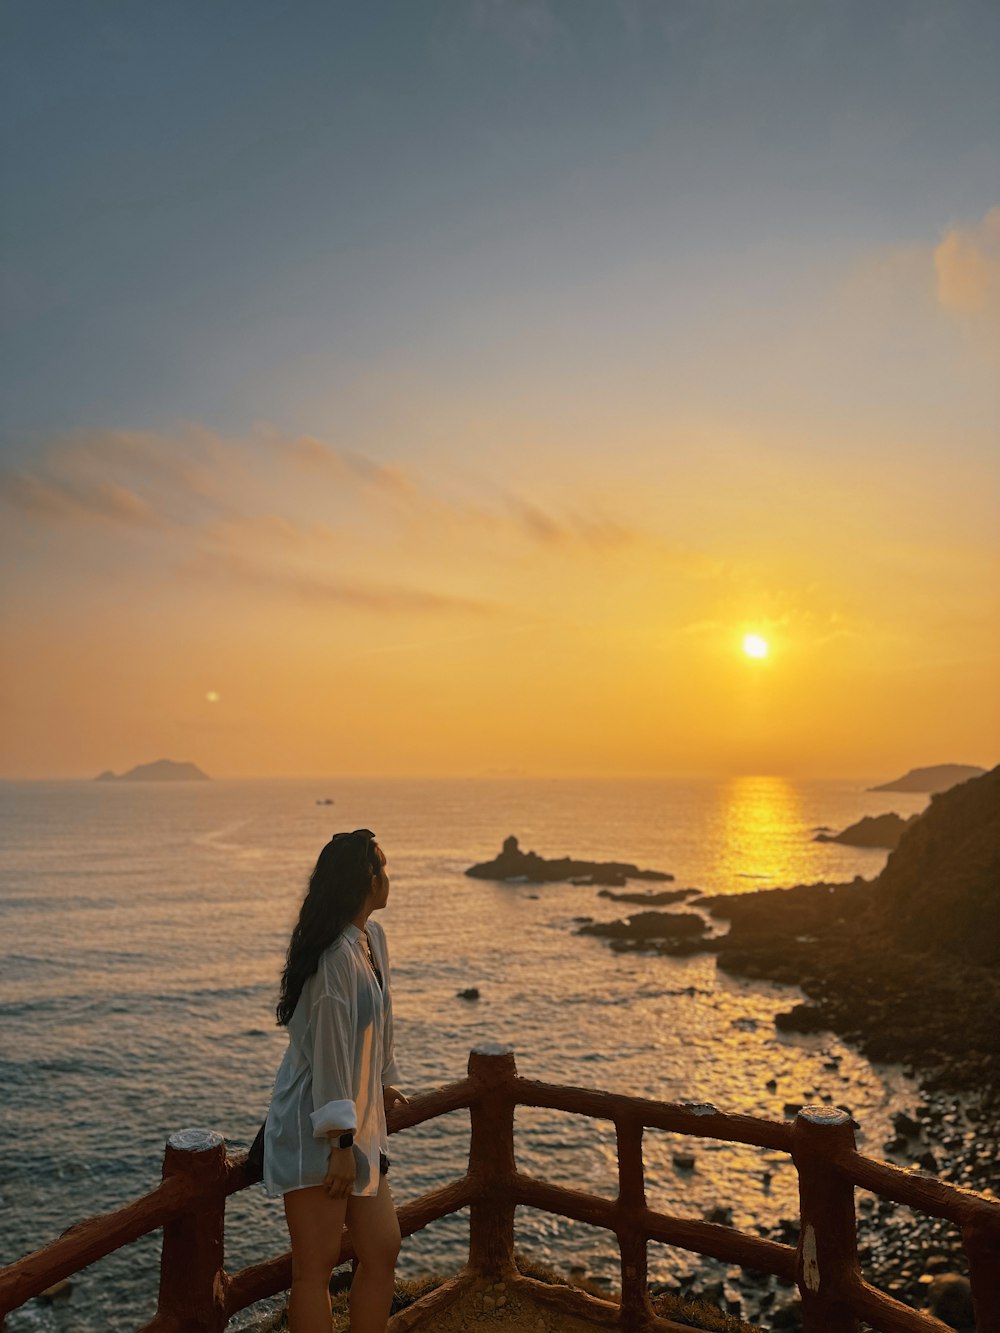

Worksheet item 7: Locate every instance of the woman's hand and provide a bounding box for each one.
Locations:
[383,1084,409,1115]
[323,1144,356,1199]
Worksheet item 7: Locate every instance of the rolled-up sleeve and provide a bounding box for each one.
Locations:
[309,992,357,1137]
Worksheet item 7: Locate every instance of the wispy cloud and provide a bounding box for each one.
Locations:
[181,549,499,617]
[0,421,723,632]
[500,493,636,552]
[0,425,237,536]
[0,469,165,529]
[934,206,1000,317]
[280,434,416,497]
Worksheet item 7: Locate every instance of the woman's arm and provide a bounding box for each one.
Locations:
[322,1142,356,1198]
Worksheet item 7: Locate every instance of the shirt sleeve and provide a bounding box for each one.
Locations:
[376,925,403,1087]
[308,990,358,1138]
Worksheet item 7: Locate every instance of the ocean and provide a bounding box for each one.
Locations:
[0,775,931,1330]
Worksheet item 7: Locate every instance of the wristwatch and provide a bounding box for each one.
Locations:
[335,1131,354,1149]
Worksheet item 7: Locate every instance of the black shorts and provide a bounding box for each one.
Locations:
[379,1151,390,1176]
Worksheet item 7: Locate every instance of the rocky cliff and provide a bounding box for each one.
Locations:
[876,764,1000,966]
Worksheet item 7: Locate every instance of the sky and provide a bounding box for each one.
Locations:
[1,0,998,780]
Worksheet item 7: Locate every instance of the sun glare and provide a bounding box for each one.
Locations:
[743,634,768,660]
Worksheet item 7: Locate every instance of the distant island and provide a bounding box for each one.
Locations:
[814,812,919,849]
[466,835,672,885]
[94,759,210,782]
[869,764,985,794]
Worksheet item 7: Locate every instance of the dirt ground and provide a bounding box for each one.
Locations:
[395,1276,607,1332]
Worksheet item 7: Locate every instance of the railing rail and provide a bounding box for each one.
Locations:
[1,1045,997,1333]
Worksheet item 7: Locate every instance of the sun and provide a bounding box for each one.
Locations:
[743,634,769,659]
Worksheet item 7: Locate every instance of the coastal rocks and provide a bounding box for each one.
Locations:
[814,812,918,849]
[576,911,709,955]
[774,1004,827,1034]
[698,769,1000,1099]
[596,887,694,906]
[465,836,672,885]
[456,987,480,1001]
[892,1110,921,1138]
[923,1273,974,1331]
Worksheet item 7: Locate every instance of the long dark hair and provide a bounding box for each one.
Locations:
[276,829,380,1026]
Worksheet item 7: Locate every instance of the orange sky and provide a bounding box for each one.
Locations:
[3,360,997,779]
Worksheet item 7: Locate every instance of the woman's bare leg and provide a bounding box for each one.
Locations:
[346,1174,401,1333]
[283,1185,349,1333]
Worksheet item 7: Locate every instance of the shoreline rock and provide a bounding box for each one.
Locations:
[466,835,673,885]
[814,812,918,849]
[577,910,707,942]
[596,886,699,905]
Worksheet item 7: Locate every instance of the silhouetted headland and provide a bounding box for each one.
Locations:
[465,835,672,885]
[814,811,918,849]
[869,763,986,793]
[94,759,210,782]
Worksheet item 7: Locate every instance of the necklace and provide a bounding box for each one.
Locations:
[359,928,383,990]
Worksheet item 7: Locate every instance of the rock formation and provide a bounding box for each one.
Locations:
[814,812,919,849]
[577,910,707,942]
[465,836,672,884]
[596,887,699,906]
[876,764,1000,966]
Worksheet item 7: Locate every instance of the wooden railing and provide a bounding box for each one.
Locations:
[1,1044,998,1332]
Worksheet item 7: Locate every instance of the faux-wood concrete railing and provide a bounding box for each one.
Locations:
[0,1044,997,1332]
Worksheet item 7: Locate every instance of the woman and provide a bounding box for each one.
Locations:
[263,829,408,1333]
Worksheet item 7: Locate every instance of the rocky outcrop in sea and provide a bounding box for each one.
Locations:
[465,835,673,885]
[813,811,918,849]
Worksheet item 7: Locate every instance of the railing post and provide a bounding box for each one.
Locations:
[467,1042,517,1279]
[792,1107,859,1333]
[615,1113,651,1331]
[964,1216,1000,1331]
[154,1129,228,1333]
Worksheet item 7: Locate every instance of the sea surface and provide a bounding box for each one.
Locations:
[0,776,931,1330]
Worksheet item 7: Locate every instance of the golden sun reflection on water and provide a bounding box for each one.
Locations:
[716,775,806,890]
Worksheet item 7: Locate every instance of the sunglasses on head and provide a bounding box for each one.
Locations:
[333,821,376,842]
[329,829,376,858]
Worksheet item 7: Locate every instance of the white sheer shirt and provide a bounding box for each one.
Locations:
[263,919,402,1197]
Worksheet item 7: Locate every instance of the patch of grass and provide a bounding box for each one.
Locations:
[650,1289,763,1332]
